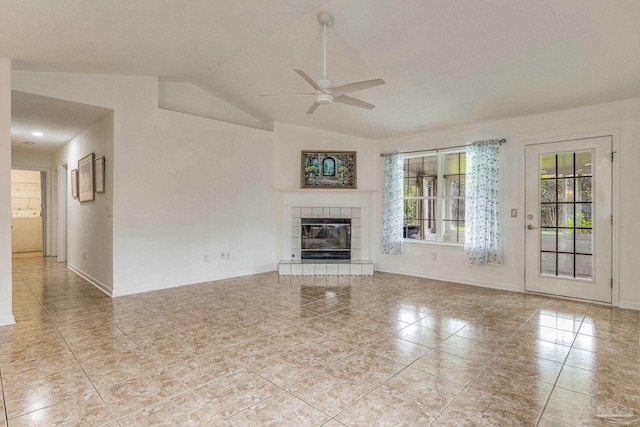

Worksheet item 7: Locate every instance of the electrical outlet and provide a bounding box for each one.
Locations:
[203,254,209,263]
[226,252,231,260]
[220,252,225,260]
[432,253,437,261]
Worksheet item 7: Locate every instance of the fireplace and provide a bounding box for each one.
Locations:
[301,218,351,260]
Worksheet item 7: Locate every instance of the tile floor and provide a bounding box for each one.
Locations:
[1,257,639,426]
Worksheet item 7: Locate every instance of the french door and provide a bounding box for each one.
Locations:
[525,136,612,303]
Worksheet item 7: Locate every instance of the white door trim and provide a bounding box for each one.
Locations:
[522,129,619,306]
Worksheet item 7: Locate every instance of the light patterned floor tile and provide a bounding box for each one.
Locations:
[117,392,223,426]
[99,368,188,418]
[7,392,114,427]
[335,388,436,426]
[227,391,329,426]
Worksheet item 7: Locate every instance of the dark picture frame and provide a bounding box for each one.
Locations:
[301,151,356,189]
[70,169,79,199]
[95,156,105,194]
[78,153,95,203]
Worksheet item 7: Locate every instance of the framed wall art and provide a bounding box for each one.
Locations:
[301,151,356,189]
[95,156,105,194]
[71,169,79,199]
[78,153,95,203]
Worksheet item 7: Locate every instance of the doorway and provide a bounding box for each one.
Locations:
[525,136,613,303]
[11,169,45,257]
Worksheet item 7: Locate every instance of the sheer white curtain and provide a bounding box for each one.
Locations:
[464,140,502,265]
[381,153,404,255]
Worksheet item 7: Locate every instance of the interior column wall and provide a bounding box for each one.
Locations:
[0,58,14,326]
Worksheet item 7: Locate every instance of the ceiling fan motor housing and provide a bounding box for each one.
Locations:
[316,93,333,104]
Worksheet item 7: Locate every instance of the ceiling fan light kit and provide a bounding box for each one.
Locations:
[262,12,385,115]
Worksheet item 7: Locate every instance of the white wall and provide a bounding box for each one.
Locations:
[53,112,114,294]
[376,97,640,310]
[0,59,14,326]
[13,71,277,297]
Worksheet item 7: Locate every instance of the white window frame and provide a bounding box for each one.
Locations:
[403,149,466,246]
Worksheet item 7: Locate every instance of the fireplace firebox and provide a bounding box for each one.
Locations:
[301,218,351,260]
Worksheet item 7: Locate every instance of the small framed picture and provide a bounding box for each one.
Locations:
[95,156,105,193]
[301,151,357,189]
[78,153,95,203]
[71,169,79,199]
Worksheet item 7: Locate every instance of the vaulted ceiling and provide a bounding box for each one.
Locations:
[2,0,639,139]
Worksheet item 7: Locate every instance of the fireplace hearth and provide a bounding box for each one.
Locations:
[301,218,351,260]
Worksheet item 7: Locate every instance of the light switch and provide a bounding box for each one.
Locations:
[510,208,518,218]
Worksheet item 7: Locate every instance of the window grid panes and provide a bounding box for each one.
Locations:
[539,151,593,279]
[403,151,466,244]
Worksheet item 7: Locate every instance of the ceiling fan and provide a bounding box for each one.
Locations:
[261,12,385,115]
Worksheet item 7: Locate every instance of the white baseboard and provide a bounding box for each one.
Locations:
[67,264,113,297]
[375,267,522,293]
[0,314,16,326]
[618,301,640,311]
[112,266,276,297]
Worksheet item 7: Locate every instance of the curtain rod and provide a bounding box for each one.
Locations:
[380,138,506,157]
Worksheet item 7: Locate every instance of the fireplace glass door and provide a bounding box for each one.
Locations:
[301,218,351,260]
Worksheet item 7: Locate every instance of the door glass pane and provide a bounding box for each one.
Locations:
[541,228,556,251]
[577,229,592,255]
[576,255,593,279]
[558,229,574,253]
[541,253,556,275]
[576,177,592,202]
[538,150,593,280]
[541,179,557,203]
[558,178,574,202]
[575,152,592,175]
[576,204,592,229]
[558,253,574,277]
[541,205,556,227]
[540,155,557,178]
[557,153,574,177]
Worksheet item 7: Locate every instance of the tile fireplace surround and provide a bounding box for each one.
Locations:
[279,190,374,276]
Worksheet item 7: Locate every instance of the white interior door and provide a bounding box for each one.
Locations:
[525,136,612,303]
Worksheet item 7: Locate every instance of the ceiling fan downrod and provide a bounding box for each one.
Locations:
[317,12,334,90]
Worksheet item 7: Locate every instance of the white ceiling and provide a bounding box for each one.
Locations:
[11,91,111,154]
[2,0,639,139]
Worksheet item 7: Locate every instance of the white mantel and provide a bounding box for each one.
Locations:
[280,189,373,262]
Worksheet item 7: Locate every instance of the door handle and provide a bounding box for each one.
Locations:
[527,224,538,230]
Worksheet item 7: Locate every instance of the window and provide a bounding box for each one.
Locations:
[403,151,466,244]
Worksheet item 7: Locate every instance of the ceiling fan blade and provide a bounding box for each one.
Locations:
[259,93,315,97]
[331,79,385,97]
[333,95,375,110]
[294,69,321,91]
[306,102,320,115]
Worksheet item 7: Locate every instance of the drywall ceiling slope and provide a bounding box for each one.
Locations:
[1,0,639,139]
[158,81,271,131]
[11,91,112,153]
